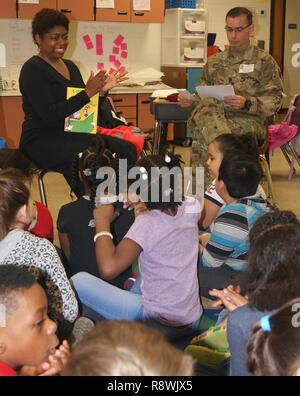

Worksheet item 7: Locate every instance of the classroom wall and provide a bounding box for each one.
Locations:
[0,19,162,91]
[203,0,271,51]
[283,0,300,105]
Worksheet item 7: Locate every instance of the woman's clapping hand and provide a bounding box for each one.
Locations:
[85,69,128,98]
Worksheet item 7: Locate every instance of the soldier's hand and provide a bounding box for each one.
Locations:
[224,95,246,110]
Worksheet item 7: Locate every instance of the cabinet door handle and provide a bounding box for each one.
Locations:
[117,11,128,15]
[61,9,72,13]
[113,99,123,103]
[134,12,145,16]
[141,100,151,104]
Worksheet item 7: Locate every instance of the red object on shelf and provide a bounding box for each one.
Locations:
[207,46,220,57]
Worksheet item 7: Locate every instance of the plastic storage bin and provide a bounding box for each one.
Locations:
[165,0,197,9]
[0,137,7,149]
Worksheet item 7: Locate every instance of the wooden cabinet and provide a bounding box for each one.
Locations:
[111,93,155,128]
[131,0,164,23]
[111,94,137,126]
[0,96,24,148]
[138,94,154,129]
[18,0,94,21]
[18,0,57,19]
[57,0,94,21]
[96,0,164,23]
[96,0,131,23]
[0,0,17,18]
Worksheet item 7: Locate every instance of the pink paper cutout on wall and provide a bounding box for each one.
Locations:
[83,34,93,50]
[113,47,120,54]
[109,55,116,63]
[114,60,122,69]
[119,67,127,74]
[121,43,127,51]
[96,34,103,56]
[97,63,105,70]
[114,34,125,46]
[121,51,128,59]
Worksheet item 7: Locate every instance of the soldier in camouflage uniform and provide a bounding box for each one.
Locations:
[179,7,283,186]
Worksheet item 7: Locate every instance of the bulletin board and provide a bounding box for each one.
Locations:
[0,18,162,91]
[0,19,36,91]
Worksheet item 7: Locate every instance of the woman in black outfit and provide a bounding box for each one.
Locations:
[19,8,136,190]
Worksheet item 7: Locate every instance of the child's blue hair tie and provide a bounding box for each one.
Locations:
[260,315,271,333]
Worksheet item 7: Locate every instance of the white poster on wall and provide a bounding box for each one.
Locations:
[96,0,114,8]
[18,0,40,4]
[133,0,151,11]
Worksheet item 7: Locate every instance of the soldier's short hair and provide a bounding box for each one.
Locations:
[226,7,253,25]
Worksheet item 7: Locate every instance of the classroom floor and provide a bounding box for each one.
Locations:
[31,147,300,246]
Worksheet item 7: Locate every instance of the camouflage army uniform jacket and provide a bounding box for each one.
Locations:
[191,45,284,140]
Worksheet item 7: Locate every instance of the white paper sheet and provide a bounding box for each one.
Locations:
[133,0,151,11]
[0,43,6,67]
[18,0,39,3]
[196,85,235,101]
[96,0,114,8]
[151,89,179,98]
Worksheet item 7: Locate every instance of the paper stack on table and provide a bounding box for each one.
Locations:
[124,67,164,86]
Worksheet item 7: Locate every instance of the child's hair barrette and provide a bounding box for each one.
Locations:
[83,168,92,177]
[260,315,271,333]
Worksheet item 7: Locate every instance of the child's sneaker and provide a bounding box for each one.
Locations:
[123,273,137,291]
[185,322,230,367]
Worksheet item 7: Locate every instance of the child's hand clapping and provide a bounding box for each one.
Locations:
[208,285,247,312]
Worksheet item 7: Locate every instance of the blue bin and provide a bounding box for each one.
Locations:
[0,137,7,149]
[165,0,197,9]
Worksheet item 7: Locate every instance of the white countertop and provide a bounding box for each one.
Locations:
[0,83,173,97]
[0,90,21,97]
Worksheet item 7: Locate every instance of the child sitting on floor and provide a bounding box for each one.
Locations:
[199,133,264,230]
[0,169,78,339]
[71,154,202,339]
[0,265,69,376]
[57,135,134,288]
[187,210,300,370]
[247,297,300,376]
[208,210,300,376]
[63,320,194,376]
[199,152,269,296]
[0,148,53,241]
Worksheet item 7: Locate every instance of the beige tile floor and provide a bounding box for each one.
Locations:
[31,147,300,246]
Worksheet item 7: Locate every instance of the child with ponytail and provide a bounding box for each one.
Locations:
[247,298,300,376]
[57,135,134,288]
[71,154,202,337]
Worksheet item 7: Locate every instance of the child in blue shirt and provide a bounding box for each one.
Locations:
[199,152,269,296]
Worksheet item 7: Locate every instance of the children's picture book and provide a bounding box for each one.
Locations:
[65,87,99,133]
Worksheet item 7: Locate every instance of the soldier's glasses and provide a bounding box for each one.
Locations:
[224,24,251,33]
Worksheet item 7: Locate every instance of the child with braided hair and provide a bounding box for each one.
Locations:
[71,154,202,340]
[57,135,134,288]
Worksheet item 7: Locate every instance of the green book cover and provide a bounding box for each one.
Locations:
[65,87,99,133]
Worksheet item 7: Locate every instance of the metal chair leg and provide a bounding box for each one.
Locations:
[37,169,48,207]
[259,155,275,204]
